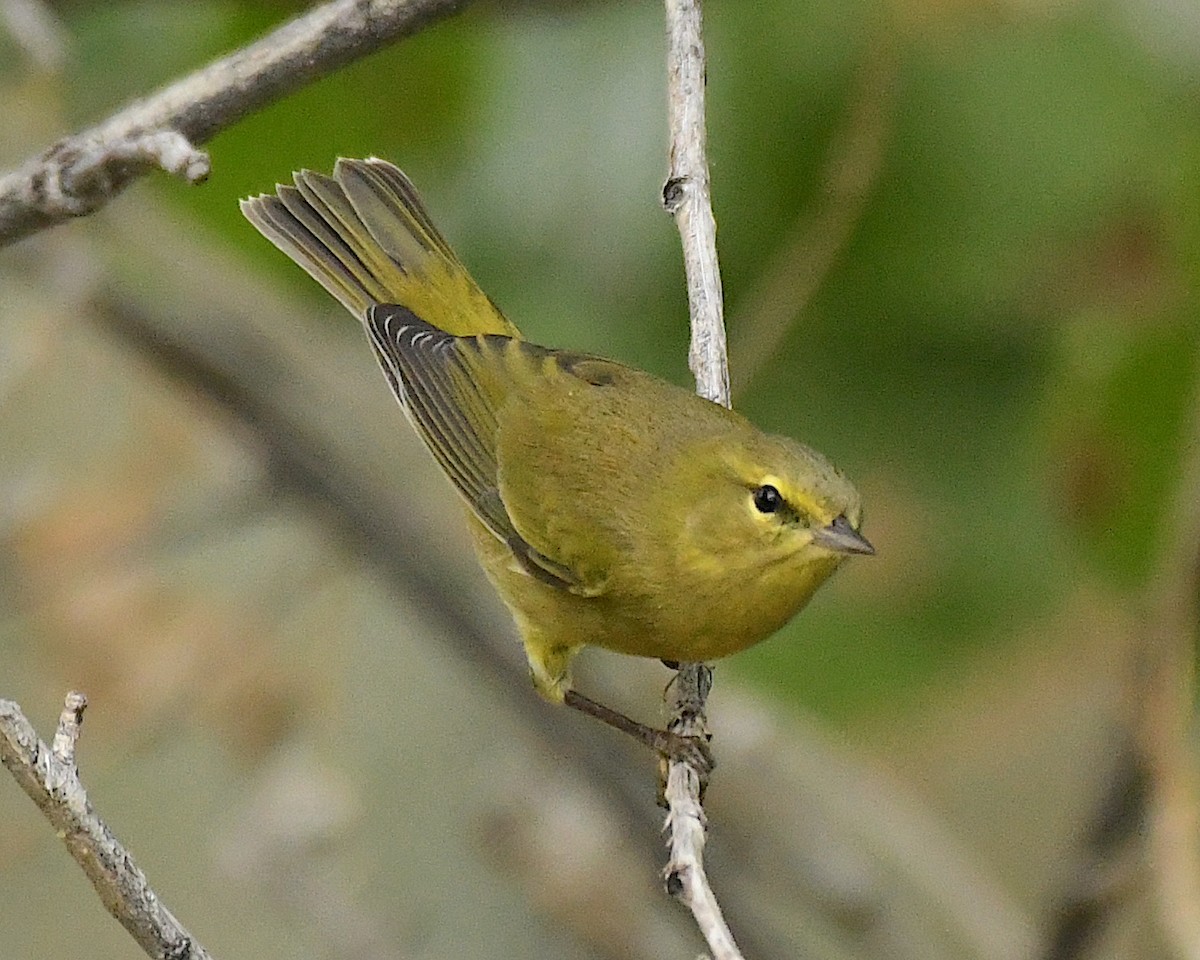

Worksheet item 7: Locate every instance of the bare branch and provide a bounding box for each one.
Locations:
[664,758,743,960]
[0,693,214,960]
[662,1,742,957]
[0,0,467,248]
[664,0,728,410]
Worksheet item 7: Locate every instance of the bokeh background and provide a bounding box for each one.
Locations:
[2,1,1198,958]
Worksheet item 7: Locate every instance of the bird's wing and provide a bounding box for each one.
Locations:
[366,305,608,593]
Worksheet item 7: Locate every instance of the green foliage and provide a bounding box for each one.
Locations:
[1052,323,1197,584]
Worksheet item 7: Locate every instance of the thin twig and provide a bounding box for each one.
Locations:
[664,0,728,409]
[662,1,743,957]
[0,693,214,960]
[0,0,467,248]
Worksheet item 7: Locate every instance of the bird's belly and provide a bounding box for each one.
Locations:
[481,556,765,662]
[470,514,833,664]
[589,553,840,661]
[561,578,808,662]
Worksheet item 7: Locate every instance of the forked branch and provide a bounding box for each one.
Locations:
[0,693,213,960]
[0,0,467,248]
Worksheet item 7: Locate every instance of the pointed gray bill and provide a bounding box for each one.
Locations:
[812,514,875,556]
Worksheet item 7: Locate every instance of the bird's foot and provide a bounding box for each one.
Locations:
[651,728,713,775]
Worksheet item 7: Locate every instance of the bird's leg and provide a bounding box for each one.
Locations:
[562,688,714,775]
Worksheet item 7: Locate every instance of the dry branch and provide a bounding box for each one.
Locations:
[0,0,467,248]
[664,0,728,410]
[661,1,743,957]
[0,693,214,960]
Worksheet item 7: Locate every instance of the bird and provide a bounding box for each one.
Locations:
[241,157,873,762]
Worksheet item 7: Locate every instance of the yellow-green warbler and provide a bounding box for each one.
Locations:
[241,158,872,758]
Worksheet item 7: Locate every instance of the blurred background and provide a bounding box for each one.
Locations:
[1,0,1198,957]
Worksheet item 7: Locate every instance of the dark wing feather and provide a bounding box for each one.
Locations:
[366,305,583,591]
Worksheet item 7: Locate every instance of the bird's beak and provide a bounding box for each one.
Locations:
[812,515,875,556]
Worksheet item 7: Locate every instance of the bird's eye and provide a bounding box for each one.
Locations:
[752,484,783,514]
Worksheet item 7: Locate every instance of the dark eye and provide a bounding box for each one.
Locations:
[753,484,783,514]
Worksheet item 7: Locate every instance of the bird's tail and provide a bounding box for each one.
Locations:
[240,157,518,338]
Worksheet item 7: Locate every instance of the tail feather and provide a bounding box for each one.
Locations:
[336,158,458,264]
[240,158,518,339]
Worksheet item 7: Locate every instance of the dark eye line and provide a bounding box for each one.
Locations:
[750,483,814,527]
